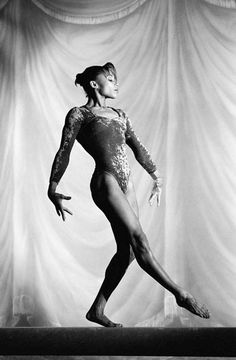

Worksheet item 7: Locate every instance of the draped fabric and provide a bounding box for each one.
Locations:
[0,0,8,10]
[204,0,236,8]
[0,0,236,327]
[31,0,148,24]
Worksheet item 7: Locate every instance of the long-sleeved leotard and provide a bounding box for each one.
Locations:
[50,106,157,193]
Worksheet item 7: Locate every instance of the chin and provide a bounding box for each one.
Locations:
[111,92,118,99]
[106,94,117,100]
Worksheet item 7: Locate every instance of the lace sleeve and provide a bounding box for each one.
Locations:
[49,107,84,184]
[122,110,157,175]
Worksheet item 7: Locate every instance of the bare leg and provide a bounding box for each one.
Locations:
[88,173,209,326]
[86,243,134,327]
[125,182,209,319]
[86,178,136,327]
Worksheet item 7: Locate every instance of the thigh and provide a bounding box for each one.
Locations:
[91,171,141,236]
[125,175,139,217]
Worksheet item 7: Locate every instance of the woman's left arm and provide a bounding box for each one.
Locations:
[124,113,163,206]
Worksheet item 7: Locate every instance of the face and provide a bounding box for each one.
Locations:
[93,72,118,99]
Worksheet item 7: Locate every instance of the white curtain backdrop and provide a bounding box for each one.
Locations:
[0,0,236,327]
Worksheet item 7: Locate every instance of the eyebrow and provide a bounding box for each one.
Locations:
[105,72,117,81]
[107,74,116,80]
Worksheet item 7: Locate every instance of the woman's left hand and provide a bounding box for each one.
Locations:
[149,178,163,207]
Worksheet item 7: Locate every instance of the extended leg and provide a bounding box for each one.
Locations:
[127,228,209,318]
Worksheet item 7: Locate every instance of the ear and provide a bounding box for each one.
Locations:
[89,80,98,89]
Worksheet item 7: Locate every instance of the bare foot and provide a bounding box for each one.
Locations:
[86,309,123,328]
[176,291,210,319]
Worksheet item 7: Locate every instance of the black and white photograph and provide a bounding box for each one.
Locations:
[0,0,236,359]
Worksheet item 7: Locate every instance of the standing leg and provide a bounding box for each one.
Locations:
[86,239,134,327]
[87,173,209,327]
[86,179,136,327]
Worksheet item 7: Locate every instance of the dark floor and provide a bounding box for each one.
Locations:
[0,357,236,360]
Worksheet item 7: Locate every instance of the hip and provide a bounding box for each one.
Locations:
[90,168,130,196]
[90,168,139,216]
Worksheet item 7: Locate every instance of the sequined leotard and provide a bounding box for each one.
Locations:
[50,106,157,193]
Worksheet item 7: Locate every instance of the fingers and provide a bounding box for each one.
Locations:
[59,208,66,222]
[149,192,157,206]
[157,187,162,207]
[59,194,71,200]
[55,206,73,221]
[149,187,162,207]
[52,193,72,220]
[61,207,73,221]
[64,207,73,216]
[55,207,63,220]
[56,208,61,216]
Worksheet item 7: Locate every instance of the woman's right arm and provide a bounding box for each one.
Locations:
[48,107,83,220]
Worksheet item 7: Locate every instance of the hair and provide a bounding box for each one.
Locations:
[75,62,117,97]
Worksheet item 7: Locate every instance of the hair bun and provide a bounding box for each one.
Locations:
[75,73,84,87]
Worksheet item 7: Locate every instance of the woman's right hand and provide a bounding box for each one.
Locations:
[48,191,73,221]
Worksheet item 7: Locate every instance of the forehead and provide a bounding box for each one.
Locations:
[96,71,116,82]
[106,72,115,79]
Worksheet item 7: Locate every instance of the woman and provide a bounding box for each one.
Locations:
[48,62,210,327]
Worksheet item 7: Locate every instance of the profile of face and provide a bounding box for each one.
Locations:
[90,72,118,99]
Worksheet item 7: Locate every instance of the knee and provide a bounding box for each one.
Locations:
[129,225,150,256]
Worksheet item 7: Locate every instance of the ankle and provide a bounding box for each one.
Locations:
[87,306,104,317]
[173,287,187,300]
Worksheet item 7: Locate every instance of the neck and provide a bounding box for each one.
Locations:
[86,94,106,108]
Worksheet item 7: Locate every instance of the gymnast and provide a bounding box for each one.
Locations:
[48,62,210,327]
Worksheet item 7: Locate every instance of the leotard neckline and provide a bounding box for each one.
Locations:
[81,106,121,121]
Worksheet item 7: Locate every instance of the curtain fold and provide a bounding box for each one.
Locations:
[203,0,236,8]
[0,0,236,327]
[31,0,148,24]
[0,0,9,10]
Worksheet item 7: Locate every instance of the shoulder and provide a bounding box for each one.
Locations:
[114,108,128,119]
[65,106,85,126]
[66,106,84,118]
